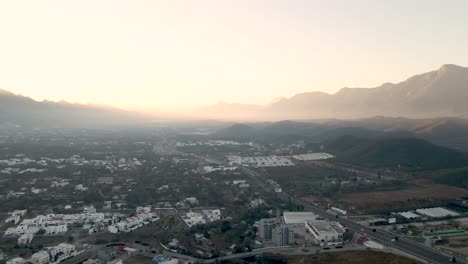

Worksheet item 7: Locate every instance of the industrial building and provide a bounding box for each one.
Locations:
[283,212,317,225]
[416,207,459,218]
[305,220,345,246]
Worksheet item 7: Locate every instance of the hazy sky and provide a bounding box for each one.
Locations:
[1,1,468,113]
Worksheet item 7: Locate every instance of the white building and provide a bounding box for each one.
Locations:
[182,212,206,227]
[283,212,317,225]
[18,234,34,246]
[330,207,347,215]
[31,251,49,264]
[258,218,279,240]
[398,211,419,219]
[45,224,68,235]
[6,257,26,264]
[5,215,21,225]
[416,207,459,218]
[202,209,221,222]
[305,220,345,246]
[75,184,88,191]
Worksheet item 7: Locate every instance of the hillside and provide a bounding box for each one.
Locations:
[0,90,151,128]
[200,64,468,120]
[324,136,468,170]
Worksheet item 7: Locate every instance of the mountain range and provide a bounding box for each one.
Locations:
[0,89,151,128]
[199,64,468,120]
[1,64,468,127]
[215,116,468,152]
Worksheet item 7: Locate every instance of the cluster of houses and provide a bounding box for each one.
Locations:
[0,154,144,176]
[181,209,222,227]
[4,206,159,245]
[108,206,159,234]
[6,243,79,264]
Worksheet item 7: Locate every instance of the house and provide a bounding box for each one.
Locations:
[30,251,49,264]
[6,257,26,264]
[45,224,68,235]
[18,234,34,245]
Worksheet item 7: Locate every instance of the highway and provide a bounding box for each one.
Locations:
[240,166,466,264]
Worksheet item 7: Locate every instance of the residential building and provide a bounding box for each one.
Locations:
[272,224,294,246]
[6,257,26,264]
[31,251,49,264]
[258,218,279,240]
[18,234,34,246]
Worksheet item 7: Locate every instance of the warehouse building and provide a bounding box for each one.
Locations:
[305,220,345,246]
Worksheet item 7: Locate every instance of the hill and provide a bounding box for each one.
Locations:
[324,136,468,170]
[200,64,468,120]
[0,89,151,128]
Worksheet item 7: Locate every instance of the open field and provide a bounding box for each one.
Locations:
[336,180,468,213]
[278,250,422,264]
[440,233,468,257]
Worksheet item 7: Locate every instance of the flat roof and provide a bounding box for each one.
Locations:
[283,212,317,224]
[416,207,459,218]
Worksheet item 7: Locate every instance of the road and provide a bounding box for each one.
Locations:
[192,154,466,263]
[164,245,367,263]
[240,166,466,264]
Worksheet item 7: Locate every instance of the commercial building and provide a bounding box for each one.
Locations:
[283,212,317,225]
[416,207,459,218]
[305,220,345,246]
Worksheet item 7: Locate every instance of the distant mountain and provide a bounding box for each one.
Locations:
[324,136,468,170]
[200,64,468,120]
[269,64,468,119]
[197,102,265,120]
[0,89,151,128]
[214,123,258,138]
[215,117,468,151]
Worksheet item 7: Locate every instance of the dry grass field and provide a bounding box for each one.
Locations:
[440,233,468,257]
[336,180,468,213]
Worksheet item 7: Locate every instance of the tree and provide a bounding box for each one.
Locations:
[221,221,232,233]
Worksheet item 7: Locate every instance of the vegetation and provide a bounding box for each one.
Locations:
[326,136,468,170]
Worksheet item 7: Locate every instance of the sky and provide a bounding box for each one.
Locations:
[1,0,468,113]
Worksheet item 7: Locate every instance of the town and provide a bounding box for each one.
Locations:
[1,126,467,264]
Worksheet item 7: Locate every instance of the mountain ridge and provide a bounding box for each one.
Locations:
[0,90,152,128]
[199,64,468,120]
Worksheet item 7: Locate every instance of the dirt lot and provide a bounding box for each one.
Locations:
[440,233,468,257]
[282,251,422,264]
[335,180,468,213]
